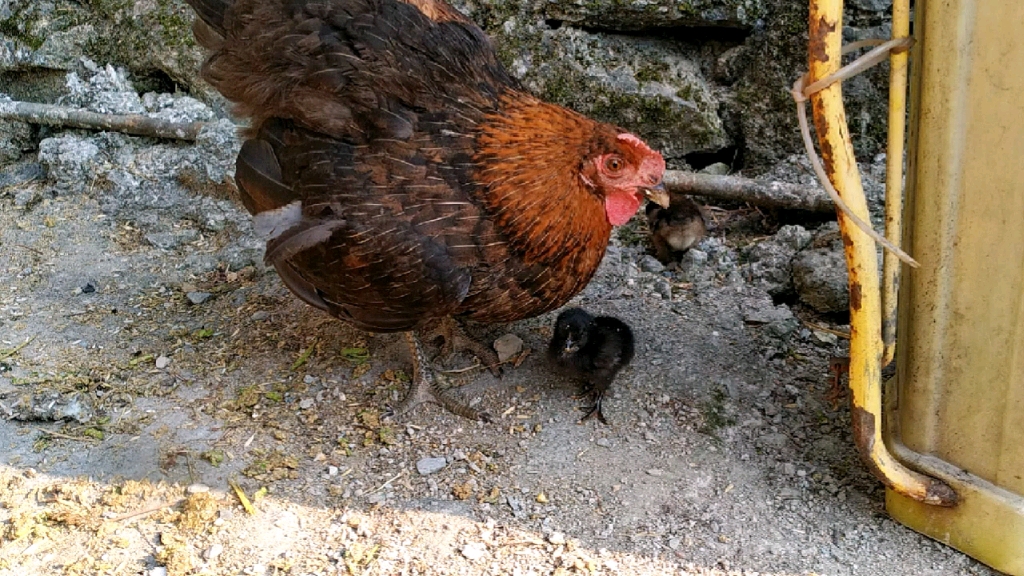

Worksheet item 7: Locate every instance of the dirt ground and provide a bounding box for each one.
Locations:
[0,127,999,576]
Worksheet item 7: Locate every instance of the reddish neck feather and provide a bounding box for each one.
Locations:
[473,92,613,272]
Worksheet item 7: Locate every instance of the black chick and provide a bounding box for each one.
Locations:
[548,308,635,424]
[646,192,706,264]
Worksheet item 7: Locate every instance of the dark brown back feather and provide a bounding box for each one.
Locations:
[185,0,624,332]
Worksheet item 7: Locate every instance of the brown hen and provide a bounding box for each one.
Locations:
[184,0,668,420]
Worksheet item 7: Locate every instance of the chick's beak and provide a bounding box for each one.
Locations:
[563,336,579,355]
[642,182,670,208]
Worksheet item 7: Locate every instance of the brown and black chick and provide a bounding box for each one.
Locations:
[646,192,706,264]
[548,308,635,424]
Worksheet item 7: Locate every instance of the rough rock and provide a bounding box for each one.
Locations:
[0,117,34,163]
[792,247,849,313]
[639,255,665,274]
[0,391,96,423]
[0,0,212,102]
[37,135,101,188]
[740,225,810,296]
[848,0,893,13]
[540,0,769,31]
[740,294,799,338]
[0,161,44,191]
[487,18,729,164]
[416,457,448,476]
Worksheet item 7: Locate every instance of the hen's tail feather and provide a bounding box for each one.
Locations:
[183,0,230,36]
[235,139,296,215]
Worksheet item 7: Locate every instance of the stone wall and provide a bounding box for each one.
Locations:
[0,0,895,171]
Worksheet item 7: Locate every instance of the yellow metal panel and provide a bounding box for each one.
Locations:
[888,0,1024,572]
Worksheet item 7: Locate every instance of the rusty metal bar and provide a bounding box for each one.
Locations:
[806,0,957,507]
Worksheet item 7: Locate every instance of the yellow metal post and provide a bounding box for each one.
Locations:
[880,0,910,366]
[806,0,955,506]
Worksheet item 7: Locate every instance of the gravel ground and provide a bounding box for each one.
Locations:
[0,71,1000,576]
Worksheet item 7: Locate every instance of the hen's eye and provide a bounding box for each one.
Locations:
[604,156,624,173]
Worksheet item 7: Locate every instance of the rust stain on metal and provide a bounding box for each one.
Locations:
[808,16,836,63]
[851,407,959,507]
[840,232,854,250]
[851,406,883,475]
[849,282,863,311]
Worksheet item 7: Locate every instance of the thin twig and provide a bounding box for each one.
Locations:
[368,471,404,495]
[0,336,36,360]
[32,426,96,442]
[802,320,851,339]
[440,360,482,374]
[111,499,182,522]
[0,98,207,141]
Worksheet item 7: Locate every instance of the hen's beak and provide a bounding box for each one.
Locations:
[642,182,670,208]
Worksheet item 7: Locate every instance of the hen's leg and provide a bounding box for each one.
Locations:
[390,331,492,422]
[435,317,502,376]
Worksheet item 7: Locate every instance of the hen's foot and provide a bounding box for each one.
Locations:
[434,317,502,376]
[577,390,609,425]
[388,332,492,422]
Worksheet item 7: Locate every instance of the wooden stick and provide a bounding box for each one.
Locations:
[0,98,206,141]
[662,170,835,213]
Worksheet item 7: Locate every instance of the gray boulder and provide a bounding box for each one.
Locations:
[792,247,849,314]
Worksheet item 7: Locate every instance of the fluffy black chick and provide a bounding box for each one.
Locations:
[646,193,706,264]
[548,308,635,424]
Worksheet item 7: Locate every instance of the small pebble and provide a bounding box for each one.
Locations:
[328,466,338,476]
[595,438,612,448]
[461,542,487,561]
[299,398,315,410]
[640,255,665,274]
[186,483,210,494]
[251,310,270,321]
[155,355,171,369]
[149,568,168,576]
[646,469,664,476]
[187,291,213,305]
[492,333,523,363]
[535,492,548,504]
[416,457,447,475]
[547,532,566,545]
[204,544,223,561]
[654,278,672,299]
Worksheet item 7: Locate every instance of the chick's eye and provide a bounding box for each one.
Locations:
[604,156,624,173]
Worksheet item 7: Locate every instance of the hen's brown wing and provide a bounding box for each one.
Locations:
[240,117,511,332]
[185,0,520,331]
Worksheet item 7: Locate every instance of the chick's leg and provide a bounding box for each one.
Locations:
[578,381,611,425]
[390,331,492,422]
[435,317,502,376]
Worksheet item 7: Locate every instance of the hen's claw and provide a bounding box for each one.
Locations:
[436,317,503,377]
[389,331,492,422]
